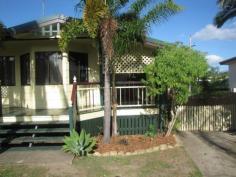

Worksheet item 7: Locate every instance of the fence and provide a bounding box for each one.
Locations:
[177,93,236,131]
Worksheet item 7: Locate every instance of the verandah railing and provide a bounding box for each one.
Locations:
[77,86,155,111]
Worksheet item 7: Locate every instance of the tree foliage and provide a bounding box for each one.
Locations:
[144,44,208,105]
[201,67,229,94]
[214,0,236,27]
[59,19,86,52]
[144,44,208,136]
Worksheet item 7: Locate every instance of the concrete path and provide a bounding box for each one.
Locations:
[0,147,73,165]
[179,132,236,177]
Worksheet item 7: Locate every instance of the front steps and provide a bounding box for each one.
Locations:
[0,121,69,148]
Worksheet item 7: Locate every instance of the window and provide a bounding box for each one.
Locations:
[69,52,88,84]
[0,56,15,86]
[41,23,60,36]
[35,52,62,85]
[43,25,50,36]
[20,53,30,85]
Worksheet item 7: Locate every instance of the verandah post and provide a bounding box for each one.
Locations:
[69,76,78,134]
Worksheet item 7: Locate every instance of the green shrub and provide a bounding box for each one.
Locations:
[63,129,96,156]
[145,124,157,138]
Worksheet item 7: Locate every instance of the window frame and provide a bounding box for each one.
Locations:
[0,56,16,86]
[20,53,31,86]
[35,51,63,85]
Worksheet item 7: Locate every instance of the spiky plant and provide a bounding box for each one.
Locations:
[63,129,96,156]
[59,0,182,143]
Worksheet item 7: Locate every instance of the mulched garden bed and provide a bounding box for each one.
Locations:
[95,134,176,154]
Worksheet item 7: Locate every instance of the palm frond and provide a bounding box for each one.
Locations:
[75,0,86,12]
[116,11,139,22]
[107,0,130,16]
[143,0,182,25]
[131,0,150,15]
[214,0,236,27]
[214,8,236,27]
[114,19,146,55]
[83,0,109,38]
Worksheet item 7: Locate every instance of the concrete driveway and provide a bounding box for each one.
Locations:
[179,131,236,177]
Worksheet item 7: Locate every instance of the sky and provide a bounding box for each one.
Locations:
[0,0,235,72]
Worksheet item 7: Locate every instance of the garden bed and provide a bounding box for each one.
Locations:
[95,134,176,155]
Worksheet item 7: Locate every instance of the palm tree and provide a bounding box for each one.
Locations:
[214,0,236,27]
[59,0,181,143]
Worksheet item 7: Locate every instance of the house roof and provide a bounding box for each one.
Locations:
[7,14,165,48]
[9,14,67,35]
[220,56,236,65]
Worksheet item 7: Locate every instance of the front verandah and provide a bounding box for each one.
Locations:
[0,39,100,111]
[1,85,157,123]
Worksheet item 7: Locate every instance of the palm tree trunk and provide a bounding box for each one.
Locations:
[103,55,111,143]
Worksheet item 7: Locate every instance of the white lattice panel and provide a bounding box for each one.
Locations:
[1,86,8,98]
[103,53,154,73]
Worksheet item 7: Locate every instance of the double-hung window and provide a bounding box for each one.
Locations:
[20,53,30,85]
[0,56,15,86]
[35,51,62,85]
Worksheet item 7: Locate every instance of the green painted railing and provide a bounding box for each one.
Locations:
[76,115,160,136]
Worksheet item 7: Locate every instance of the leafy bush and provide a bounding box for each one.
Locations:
[63,129,96,156]
[145,124,157,138]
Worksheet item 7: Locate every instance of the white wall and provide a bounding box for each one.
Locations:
[229,62,236,92]
[0,39,100,109]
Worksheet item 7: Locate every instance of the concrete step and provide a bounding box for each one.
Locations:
[0,128,69,135]
[0,136,65,145]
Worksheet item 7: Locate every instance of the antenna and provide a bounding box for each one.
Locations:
[189,35,192,48]
[42,0,45,16]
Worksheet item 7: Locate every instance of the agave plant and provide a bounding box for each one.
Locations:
[63,129,96,156]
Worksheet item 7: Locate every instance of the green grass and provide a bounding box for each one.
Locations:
[188,170,203,177]
[0,165,47,177]
[0,147,203,177]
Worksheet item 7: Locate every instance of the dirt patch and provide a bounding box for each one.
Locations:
[95,134,176,154]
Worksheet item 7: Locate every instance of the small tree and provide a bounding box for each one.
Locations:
[144,44,208,136]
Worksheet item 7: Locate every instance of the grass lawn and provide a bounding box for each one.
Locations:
[0,147,202,177]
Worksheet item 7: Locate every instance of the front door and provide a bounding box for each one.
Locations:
[69,52,88,84]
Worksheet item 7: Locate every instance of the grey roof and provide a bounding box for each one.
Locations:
[6,14,166,48]
[9,14,67,34]
[220,56,236,65]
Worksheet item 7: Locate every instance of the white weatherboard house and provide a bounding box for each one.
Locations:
[220,57,236,92]
[0,15,159,123]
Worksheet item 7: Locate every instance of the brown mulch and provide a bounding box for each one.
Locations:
[95,134,176,154]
